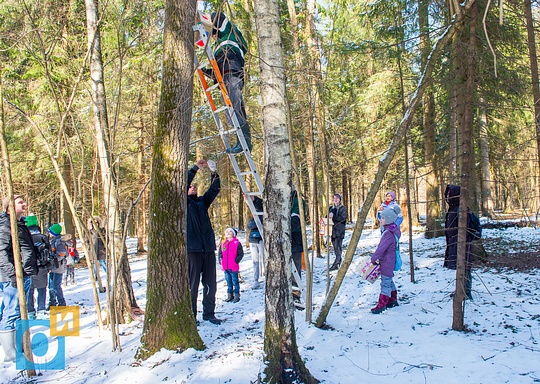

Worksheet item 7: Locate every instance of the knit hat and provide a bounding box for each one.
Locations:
[49,223,62,236]
[380,206,400,224]
[225,227,237,237]
[25,215,39,227]
[386,191,396,201]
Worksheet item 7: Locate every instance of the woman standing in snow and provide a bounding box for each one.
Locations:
[370,206,401,314]
[218,228,244,303]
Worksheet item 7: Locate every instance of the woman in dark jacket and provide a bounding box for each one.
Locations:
[328,193,347,271]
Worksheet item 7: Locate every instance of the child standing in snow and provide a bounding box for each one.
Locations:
[218,228,244,303]
[370,206,401,314]
[377,191,403,232]
[65,237,78,285]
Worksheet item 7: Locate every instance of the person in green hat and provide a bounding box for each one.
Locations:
[48,223,67,308]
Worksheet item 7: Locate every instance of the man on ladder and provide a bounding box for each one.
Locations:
[201,12,251,154]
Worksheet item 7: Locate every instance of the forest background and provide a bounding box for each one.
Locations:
[1,0,540,381]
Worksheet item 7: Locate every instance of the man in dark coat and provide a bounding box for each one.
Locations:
[443,184,474,300]
[328,193,347,271]
[0,195,38,362]
[187,159,222,324]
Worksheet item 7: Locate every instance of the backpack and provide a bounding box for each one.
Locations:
[30,230,51,268]
[468,211,482,241]
[393,234,402,271]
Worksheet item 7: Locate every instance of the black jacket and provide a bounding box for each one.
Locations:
[443,184,474,269]
[186,165,221,253]
[329,204,347,239]
[0,213,38,283]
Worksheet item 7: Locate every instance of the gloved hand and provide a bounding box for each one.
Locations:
[207,160,217,172]
[10,277,17,289]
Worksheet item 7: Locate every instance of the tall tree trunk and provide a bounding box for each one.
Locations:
[137,0,204,359]
[524,0,540,203]
[453,1,477,331]
[253,0,317,381]
[478,98,494,217]
[85,0,139,337]
[137,116,147,253]
[420,0,443,239]
[62,154,75,236]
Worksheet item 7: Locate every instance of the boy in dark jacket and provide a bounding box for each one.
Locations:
[187,159,222,324]
[0,195,38,362]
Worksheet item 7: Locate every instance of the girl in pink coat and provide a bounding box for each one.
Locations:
[218,228,244,303]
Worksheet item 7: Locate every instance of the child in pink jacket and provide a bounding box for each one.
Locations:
[218,228,244,303]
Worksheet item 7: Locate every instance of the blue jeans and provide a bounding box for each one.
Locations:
[48,273,66,306]
[224,270,240,294]
[0,278,32,330]
[250,241,264,284]
[27,287,47,313]
[380,275,397,297]
[224,74,248,129]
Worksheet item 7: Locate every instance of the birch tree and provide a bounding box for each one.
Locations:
[85,0,140,339]
[253,0,317,381]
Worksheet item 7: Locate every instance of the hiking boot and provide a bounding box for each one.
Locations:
[225,292,234,302]
[329,259,341,271]
[232,293,240,303]
[203,315,223,325]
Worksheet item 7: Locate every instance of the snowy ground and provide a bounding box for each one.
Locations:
[1,225,539,383]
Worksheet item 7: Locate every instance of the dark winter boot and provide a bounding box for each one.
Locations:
[227,124,251,154]
[329,258,341,271]
[232,293,240,303]
[371,294,390,314]
[386,290,399,308]
[225,292,234,302]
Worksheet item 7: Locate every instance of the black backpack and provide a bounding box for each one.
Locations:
[30,230,51,267]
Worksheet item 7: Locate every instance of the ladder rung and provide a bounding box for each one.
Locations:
[220,128,238,135]
[239,170,255,176]
[247,191,263,196]
[214,106,228,114]
[206,83,220,92]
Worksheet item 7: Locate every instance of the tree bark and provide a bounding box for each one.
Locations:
[478,98,494,217]
[452,0,477,331]
[420,0,443,239]
[137,0,204,359]
[253,0,317,381]
[524,0,540,204]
